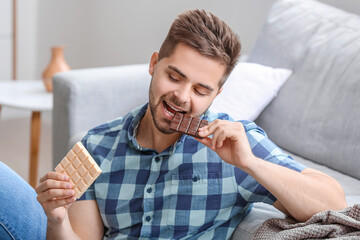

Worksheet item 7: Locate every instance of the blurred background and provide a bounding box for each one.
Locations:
[3,0,360,80]
[1,0,359,182]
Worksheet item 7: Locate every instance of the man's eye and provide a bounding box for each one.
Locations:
[194,88,206,96]
[169,74,179,82]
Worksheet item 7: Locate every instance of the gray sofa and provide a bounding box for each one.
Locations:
[53,0,360,238]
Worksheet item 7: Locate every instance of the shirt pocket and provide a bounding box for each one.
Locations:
[166,173,221,235]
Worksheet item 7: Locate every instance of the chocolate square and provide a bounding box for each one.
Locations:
[170,112,208,138]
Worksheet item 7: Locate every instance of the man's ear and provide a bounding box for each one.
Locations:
[149,52,159,76]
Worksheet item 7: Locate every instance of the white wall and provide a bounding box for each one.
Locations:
[17,0,38,80]
[16,0,360,79]
[0,0,12,80]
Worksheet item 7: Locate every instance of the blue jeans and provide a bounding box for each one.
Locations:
[0,161,47,240]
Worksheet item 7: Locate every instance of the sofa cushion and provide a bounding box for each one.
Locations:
[248,0,360,180]
[283,150,360,197]
[232,202,285,240]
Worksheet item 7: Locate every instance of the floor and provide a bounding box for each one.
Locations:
[0,106,52,186]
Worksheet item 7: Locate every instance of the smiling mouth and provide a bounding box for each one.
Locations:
[163,101,187,117]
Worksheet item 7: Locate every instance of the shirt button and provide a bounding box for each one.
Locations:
[192,176,199,182]
[145,216,151,222]
[147,187,152,193]
[155,157,160,163]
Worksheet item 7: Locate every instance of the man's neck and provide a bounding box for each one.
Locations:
[136,108,181,153]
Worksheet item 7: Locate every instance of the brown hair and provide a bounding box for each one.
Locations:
[158,9,241,88]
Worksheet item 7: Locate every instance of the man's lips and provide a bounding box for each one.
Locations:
[163,101,187,117]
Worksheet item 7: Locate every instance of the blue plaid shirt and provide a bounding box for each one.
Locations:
[79,103,306,239]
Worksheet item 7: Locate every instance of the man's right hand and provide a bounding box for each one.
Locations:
[35,172,76,224]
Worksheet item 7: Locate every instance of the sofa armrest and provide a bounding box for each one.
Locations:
[52,64,149,167]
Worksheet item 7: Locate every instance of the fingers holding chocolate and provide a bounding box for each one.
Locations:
[35,142,102,223]
[199,119,238,150]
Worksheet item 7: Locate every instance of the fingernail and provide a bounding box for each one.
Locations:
[63,175,69,181]
[68,190,74,195]
[65,183,71,188]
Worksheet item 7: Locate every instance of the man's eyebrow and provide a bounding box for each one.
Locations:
[168,65,215,92]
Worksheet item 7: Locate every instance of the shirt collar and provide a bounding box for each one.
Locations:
[128,103,148,151]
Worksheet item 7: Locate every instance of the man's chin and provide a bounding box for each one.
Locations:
[153,118,174,135]
[156,124,176,135]
[160,129,176,135]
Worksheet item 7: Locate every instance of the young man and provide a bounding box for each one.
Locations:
[35,9,347,239]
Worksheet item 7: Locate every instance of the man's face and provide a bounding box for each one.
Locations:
[148,43,225,134]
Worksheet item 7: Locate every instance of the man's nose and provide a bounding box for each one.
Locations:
[174,85,191,104]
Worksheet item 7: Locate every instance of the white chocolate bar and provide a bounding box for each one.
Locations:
[55,142,102,199]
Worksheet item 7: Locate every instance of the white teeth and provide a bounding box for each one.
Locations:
[167,102,182,112]
[165,108,175,116]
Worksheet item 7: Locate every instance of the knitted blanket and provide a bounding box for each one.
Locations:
[252,204,360,240]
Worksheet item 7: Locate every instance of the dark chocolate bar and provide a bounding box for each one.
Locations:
[170,112,208,138]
